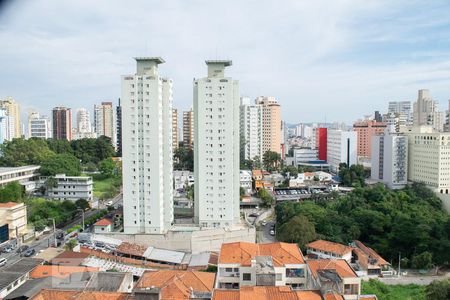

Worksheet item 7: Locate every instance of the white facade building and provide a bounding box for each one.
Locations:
[239,97,262,161]
[72,108,96,140]
[371,127,408,189]
[240,170,252,195]
[293,148,318,165]
[45,174,93,202]
[405,126,450,194]
[413,89,443,132]
[194,60,240,228]
[28,112,51,139]
[327,130,357,173]
[94,102,116,146]
[122,57,174,234]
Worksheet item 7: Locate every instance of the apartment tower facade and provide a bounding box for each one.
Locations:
[52,107,72,141]
[122,57,173,234]
[256,96,281,155]
[194,60,240,228]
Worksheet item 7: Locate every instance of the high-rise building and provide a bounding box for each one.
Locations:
[353,119,386,160]
[327,130,357,173]
[413,89,443,131]
[182,108,194,149]
[94,102,116,146]
[28,111,51,139]
[281,121,289,160]
[405,126,450,195]
[315,128,328,161]
[122,57,173,234]
[52,107,72,141]
[172,108,179,151]
[116,99,122,156]
[371,127,408,189]
[72,108,96,140]
[239,96,262,161]
[256,96,281,155]
[194,60,240,228]
[0,97,21,138]
[386,101,412,130]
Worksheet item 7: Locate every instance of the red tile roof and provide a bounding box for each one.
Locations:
[135,270,215,300]
[353,240,389,266]
[307,259,357,279]
[94,218,113,226]
[213,287,322,300]
[219,242,305,266]
[0,201,20,208]
[116,242,147,257]
[30,289,133,300]
[30,265,99,279]
[307,240,352,256]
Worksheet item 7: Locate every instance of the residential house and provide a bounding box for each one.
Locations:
[0,258,44,299]
[44,174,93,202]
[351,241,392,277]
[93,218,113,233]
[306,240,353,262]
[216,242,308,290]
[240,170,253,195]
[0,202,27,240]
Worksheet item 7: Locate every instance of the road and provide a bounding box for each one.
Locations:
[379,273,450,285]
[243,208,277,244]
[0,193,123,269]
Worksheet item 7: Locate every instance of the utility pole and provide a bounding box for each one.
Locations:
[15,226,20,247]
[51,218,57,248]
[398,252,401,277]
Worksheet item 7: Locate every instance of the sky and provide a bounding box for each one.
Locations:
[1,0,450,125]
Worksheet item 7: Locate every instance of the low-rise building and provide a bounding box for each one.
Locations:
[293,148,318,166]
[135,270,215,300]
[0,258,43,299]
[252,169,263,181]
[216,242,308,290]
[0,166,40,192]
[308,259,361,300]
[45,174,93,202]
[351,240,392,277]
[93,218,113,233]
[0,202,27,240]
[213,286,324,300]
[306,240,353,262]
[240,170,252,195]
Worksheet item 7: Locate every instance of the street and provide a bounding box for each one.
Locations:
[243,208,277,244]
[0,193,123,269]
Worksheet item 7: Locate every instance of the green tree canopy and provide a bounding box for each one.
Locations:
[174,145,193,171]
[0,138,55,166]
[0,182,24,203]
[40,153,81,176]
[276,215,316,250]
[98,158,115,177]
[426,279,450,300]
[263,151,281,172]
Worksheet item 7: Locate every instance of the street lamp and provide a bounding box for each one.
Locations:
[77,208,85,231]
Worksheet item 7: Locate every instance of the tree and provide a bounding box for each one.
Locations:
[412,251,433,269]
[0,138,54,166]
[338,163,368,187]
[64,239,78,251]
[277,215,316,249]
[0,182,24,203]
[75,199,90,211]
[282,165,299,178]
[40,153,81,176]
[263,151,281,172]
[258,188,274,207]
[98,158,115,177]
[426,279,450,300]
[47,139,73,155]
[174,145,194,171]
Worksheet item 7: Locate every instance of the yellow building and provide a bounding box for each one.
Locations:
[255,96,281,155]
[0,202,27,239]
[0,97,21,138]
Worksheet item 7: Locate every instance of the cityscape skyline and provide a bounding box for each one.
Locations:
[1,1,450,124]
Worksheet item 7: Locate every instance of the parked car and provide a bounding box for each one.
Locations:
[17,245,29,254]
[0,257,7,266]
[107,200,113,206]
[23,249,36,257]
[269,229,275,236]
[261,220,267,226]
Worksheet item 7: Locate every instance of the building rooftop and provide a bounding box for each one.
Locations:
[205,60,232,66]
[307,240,353,256]
[116,242,147,257]
[0,258,43,291]
[307,259,357,279]
[213,286,320,300]
[219,242,305,266]
[353,240,389,266]
[135,270,215,300]
[0,201,21,208]
[30,289,133,300]
[94,218,113,226]
[30,265,99,279]
[0,165,40,175]
[143,247,186,264]
[134,57,165,64]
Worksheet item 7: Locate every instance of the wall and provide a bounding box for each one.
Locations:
[436,193,450,214]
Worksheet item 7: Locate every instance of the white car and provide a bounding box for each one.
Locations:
[261,220,267,226]
[269,229,275,236]
[0,258,7,267]
[107,200,113,206]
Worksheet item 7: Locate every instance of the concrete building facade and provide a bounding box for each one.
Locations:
[182,109,194,149]
[94,102,116,146]
[194,60,240,228]
[122,57,174,234]
[413,89,443,132]
[256,96,281,155]
[327,130,357,173]
[45,174,93,202]
[371,128,408,189]
[353,119,387,160]
[52,107,72,141]
[239,97,263,161]
[0,202,27,239]
[172,108,179,151]
[0,97,21,138]
[28,112,51,139]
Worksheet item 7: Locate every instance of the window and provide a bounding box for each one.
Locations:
[243,273,251,281]
[276,273,282,281]
[225,268,232,272]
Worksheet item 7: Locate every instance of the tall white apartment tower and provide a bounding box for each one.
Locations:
[94,102,117,147]
[194,60,240,228]
[122,57,174,234]
[240,96,262,161]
